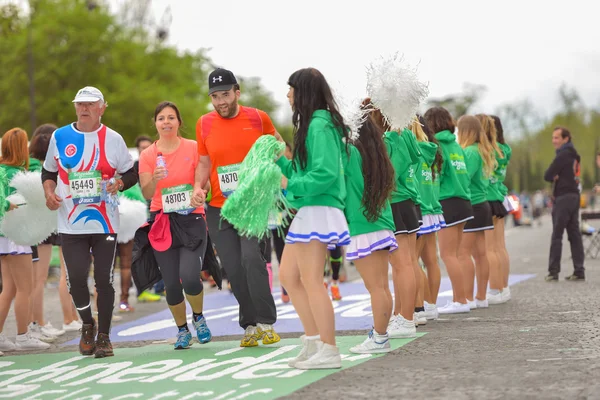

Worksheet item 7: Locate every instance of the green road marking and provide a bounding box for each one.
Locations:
[0,334,424,399]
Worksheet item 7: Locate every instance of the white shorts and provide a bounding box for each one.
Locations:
[286,206,350,250]
[346,230,398,261]
[418,214,446,236]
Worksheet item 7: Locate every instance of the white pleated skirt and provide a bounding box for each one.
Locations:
[418,214,446,236]
[346,230,398,261]
[285,206,351,250]
[0,237,33,256]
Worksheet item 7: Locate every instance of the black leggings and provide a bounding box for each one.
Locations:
[152,219,207,306]
[328,246,343,281]
[61,233,117,335]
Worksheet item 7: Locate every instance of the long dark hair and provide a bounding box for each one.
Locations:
[354,115,395,222]
[29,123,57,160]
[418,115,443,181]
[287,68,348,170]
[423,106,455,134]
[490,115,505,145]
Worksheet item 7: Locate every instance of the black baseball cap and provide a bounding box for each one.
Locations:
[208,68,238,95]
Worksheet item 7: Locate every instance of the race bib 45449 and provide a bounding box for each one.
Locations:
[69,171,101,205]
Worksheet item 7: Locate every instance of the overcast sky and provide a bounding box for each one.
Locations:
[13,0,600,128]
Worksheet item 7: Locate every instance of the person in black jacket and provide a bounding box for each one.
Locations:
[543,126,585,281]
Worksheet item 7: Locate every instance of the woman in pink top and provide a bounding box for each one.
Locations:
[138,101,212,350]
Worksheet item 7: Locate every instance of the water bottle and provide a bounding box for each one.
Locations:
[101,174,108,202]
[156,152,168,177]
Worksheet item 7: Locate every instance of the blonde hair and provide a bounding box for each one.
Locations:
[409,116,428,142]
[457,115,495,178]
[475,114,503,159]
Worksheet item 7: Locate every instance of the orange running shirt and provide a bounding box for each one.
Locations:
[196,106,276,208]
[138,138,204,214]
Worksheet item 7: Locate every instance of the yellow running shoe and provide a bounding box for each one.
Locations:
[240,326,259,347]
[137,290,161,303]
[256,323,280,345]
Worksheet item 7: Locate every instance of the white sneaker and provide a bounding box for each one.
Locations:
[502,287,511,302]
[350,330,391,354]
[63,320,83,332]
[288,335,320,368]
[468,300,477,310]
[475,299,489,308]
[29,323,57,343]
[424,302,438,320]
[15,332,51,350]
[42,322,65,337]
[0,350,3,356]
[415,311,427,326]
[295,342,341,370]
[437,301,471,314]
[388,315,417,338]
[487,291,506,305]
[0,333,16,352]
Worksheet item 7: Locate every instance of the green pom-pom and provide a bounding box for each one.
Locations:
[221,136,292,239]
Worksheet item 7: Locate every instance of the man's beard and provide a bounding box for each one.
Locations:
[216,101,238,118]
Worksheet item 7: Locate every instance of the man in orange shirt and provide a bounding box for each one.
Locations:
[194,68,280,347]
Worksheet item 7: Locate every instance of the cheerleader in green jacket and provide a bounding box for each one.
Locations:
[458,115,496,308]
[411,116,444,322]
[423,107,473,314]
[345,113,398,354]
[487,115,513,303]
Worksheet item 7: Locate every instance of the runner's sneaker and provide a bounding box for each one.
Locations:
[29,322,57,343]
[475,299,489,308]
[545,274,558,282]
[565,274,585,282]
[42,322,65,337]
[330,283,342,301]
[62,320,83,332]
[281,291,290,304]
[288,335,320,368]
[192,315,212,344]
[350,330,391,354]
[388,315,417,338]
[240,325,259,347]
[79,322,97,355]
[487,291,506,305]
[502,287,512,301]
[257,323,280,345]
[94,333,114,358]
[15,332,50,350]
[437,301,471,314]
[119,302,134,313]
[137,290,161,302]
[424,302,438,320]
[0,333,16,351]
[174,330,192,350]
[295,342,342,370]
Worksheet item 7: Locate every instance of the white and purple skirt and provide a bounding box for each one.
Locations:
[503,196,516,213]
[346,230,398,261]
[286,206,351,250]
[0,237,33,256]
[418,214,446,237]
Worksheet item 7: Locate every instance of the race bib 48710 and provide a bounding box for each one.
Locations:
[69,171,102,205]
[217,163,240,198]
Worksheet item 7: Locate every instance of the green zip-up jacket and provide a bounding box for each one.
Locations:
[432,165,443,214]
[464,144,489,205]
[384,130,422,204]
[277,110,346,211]
[343,144,395,236]
[29,157,42,172]
[416,141,439,215]
[434,130,471,202]
[486,143,512,200]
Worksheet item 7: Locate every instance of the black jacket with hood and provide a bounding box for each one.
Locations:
[544,141,581,197]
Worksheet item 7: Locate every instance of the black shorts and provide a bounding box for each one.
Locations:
[41,233,61,246]
[488,200,508,219]
[416,204,423,224]
[464,202,494,232]
[391,200,420,235]
[31,245,39,262]
[440,197,474,227]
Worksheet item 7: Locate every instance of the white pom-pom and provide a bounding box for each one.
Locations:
[117,197,148,243]
[366,52,429,130]
[332,83,369,141]
[1,171,57,245]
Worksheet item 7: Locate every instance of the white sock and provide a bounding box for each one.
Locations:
[305,334,320,341]
[489,289,501,295]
